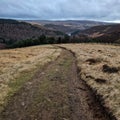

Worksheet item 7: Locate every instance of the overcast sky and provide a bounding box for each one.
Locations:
[0,0,120,22]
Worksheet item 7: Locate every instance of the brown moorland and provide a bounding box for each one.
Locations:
[0,45,61,112]
[61,43,120,120]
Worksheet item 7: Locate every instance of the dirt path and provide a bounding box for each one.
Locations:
[0,48,115,120]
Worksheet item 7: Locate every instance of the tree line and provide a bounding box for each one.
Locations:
[6,34,120,48]
[8,34,70,48]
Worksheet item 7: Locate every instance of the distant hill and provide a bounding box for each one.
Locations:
[25,20,108,34]
[72,24,120,43]
[0,19,63,44]
[0,19,119,48]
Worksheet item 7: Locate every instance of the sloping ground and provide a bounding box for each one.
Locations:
[44,24,77,34]
[0,19,62,44]
[80,24,120,35]
[26,20,107,34]
[61,44,120,120]
[0,48,113,120]
[0,45,61,112]
[74,24,120,43]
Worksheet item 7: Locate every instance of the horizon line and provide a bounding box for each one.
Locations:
[0,17,120,23]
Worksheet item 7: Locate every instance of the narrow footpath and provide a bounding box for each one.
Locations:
[0,48,115,120]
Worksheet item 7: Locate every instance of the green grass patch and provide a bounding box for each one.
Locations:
[0,65,42,112]
[27,56,72,119]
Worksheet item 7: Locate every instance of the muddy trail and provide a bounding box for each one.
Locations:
[0,48,115,120]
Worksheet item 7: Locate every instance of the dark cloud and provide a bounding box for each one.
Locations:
[0,0,120,22]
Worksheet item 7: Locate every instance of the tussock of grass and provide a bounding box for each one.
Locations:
[86,58,102,65]
[61,43,120,120]
[95,78,107,84]
[102,64,119,73]
[0,45,61,111]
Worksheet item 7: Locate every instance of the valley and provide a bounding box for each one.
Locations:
[0,18,120,120]
[0,0,120,119]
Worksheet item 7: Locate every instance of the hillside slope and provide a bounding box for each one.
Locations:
[26,20,108,34]
[61,44,120,120]
[73,24,120,43]
[0,45,115,120]
[0,19,63,44]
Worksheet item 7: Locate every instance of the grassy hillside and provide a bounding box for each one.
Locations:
[0,44,120,119]
[73,24,120,43]
[0,45,61,112]
[61,44,120,119]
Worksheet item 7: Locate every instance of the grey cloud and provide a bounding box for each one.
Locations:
[0,0,120,21]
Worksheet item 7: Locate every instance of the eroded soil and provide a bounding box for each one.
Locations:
[0,48,114,120]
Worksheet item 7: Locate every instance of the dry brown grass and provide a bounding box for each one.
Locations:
[0,45,61,110]
[61,43,120,120]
